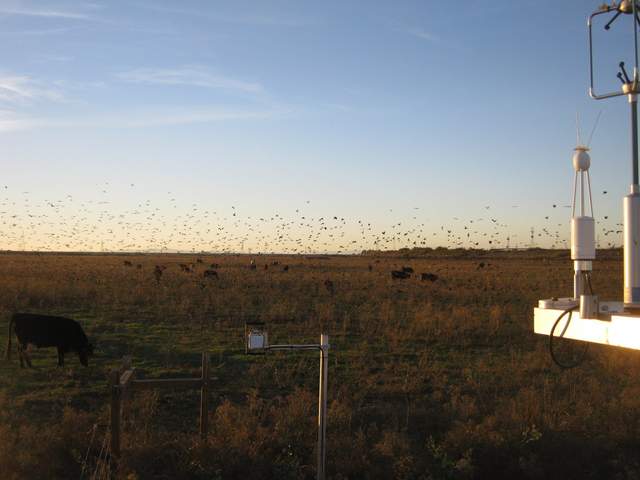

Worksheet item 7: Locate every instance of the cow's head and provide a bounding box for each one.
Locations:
[78,343,94,367]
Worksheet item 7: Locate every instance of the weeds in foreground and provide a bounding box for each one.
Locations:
[0,252,639,479]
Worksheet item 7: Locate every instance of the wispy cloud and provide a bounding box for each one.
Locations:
[132,3,312,27]
[322,102,354,113]
[0,7,90,20]
[0,109,39,131]
[0,75,65,104]
[0,107,286,132]
[407,27,440,43]
[0,27,71,36]
[113,108,280,128]
[0,68,286,133]
[34,54,75,63]
[116,67,264,94]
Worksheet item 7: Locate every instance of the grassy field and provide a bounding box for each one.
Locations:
[1,250,640,479]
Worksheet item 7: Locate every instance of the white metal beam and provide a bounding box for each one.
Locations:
[534,304,640,351]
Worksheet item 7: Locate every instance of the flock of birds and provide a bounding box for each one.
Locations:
[0,183,623,254]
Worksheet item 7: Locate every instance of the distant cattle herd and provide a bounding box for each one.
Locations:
[390,266,440,282]
[4,258,465,369]
[128,259,294,283]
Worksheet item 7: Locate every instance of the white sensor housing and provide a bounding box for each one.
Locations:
[571,216,596,260]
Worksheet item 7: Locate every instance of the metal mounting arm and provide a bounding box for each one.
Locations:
[588,5,640,99]
[605,10,623,30]
[620,61,633,83]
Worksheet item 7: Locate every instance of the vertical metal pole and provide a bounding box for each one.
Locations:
[572,172,578,217]
[632,96,639,186]
[317,334,329,480]
[200,352,210,441]
[110,370,121,461]
[633,0,639,74]
[580,172,585,216]
[625,95,640,307]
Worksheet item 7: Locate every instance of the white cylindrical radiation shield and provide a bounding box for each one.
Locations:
[624,193,640,306]
[571,216,596,261]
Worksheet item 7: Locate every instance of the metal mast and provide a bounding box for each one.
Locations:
[588,0,640,307]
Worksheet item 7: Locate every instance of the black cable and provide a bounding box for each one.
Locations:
[549,305,589,369]
[586,271,595,296]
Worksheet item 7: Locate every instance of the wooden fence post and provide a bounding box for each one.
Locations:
[110,369,121,461]
[200,352,210,441]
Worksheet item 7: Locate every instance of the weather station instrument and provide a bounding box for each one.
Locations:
[244,323,330,480]
[534,0,640,364]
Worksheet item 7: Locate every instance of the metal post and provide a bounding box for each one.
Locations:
[200,352,210,441]
[317,334,329,480]
[631,95,639,185]
[110,369,121,461]
[626,94,640,307]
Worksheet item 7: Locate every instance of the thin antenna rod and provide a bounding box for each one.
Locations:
[587,169,595,217]
[576,112,582,146]
[587,110,603,147]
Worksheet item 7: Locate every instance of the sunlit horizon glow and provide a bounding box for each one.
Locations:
[0,1,633,253]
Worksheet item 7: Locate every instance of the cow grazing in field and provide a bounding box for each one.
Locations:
[421,273,438,282]
[203,269,218,279]
[401,266,414,274]
[324,279,335,295]
[123,260,133,267]
[154,265,166,284]
[179,263,193,273]
[5,313,94,368]
[391,270,411,280]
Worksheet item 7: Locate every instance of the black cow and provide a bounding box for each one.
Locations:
[324,279,335,295]
[421,273,438,282]
[203,269,218,279]
[391,270,411,279]
[154,265,166,284]
[401,266,414,274]
[5,313,94,368]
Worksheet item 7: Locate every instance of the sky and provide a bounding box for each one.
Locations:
[0,0,637,253]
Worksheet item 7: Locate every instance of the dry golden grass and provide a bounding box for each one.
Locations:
[0,250,639,479]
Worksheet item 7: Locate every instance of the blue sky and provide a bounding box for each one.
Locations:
[0,0,635,252]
